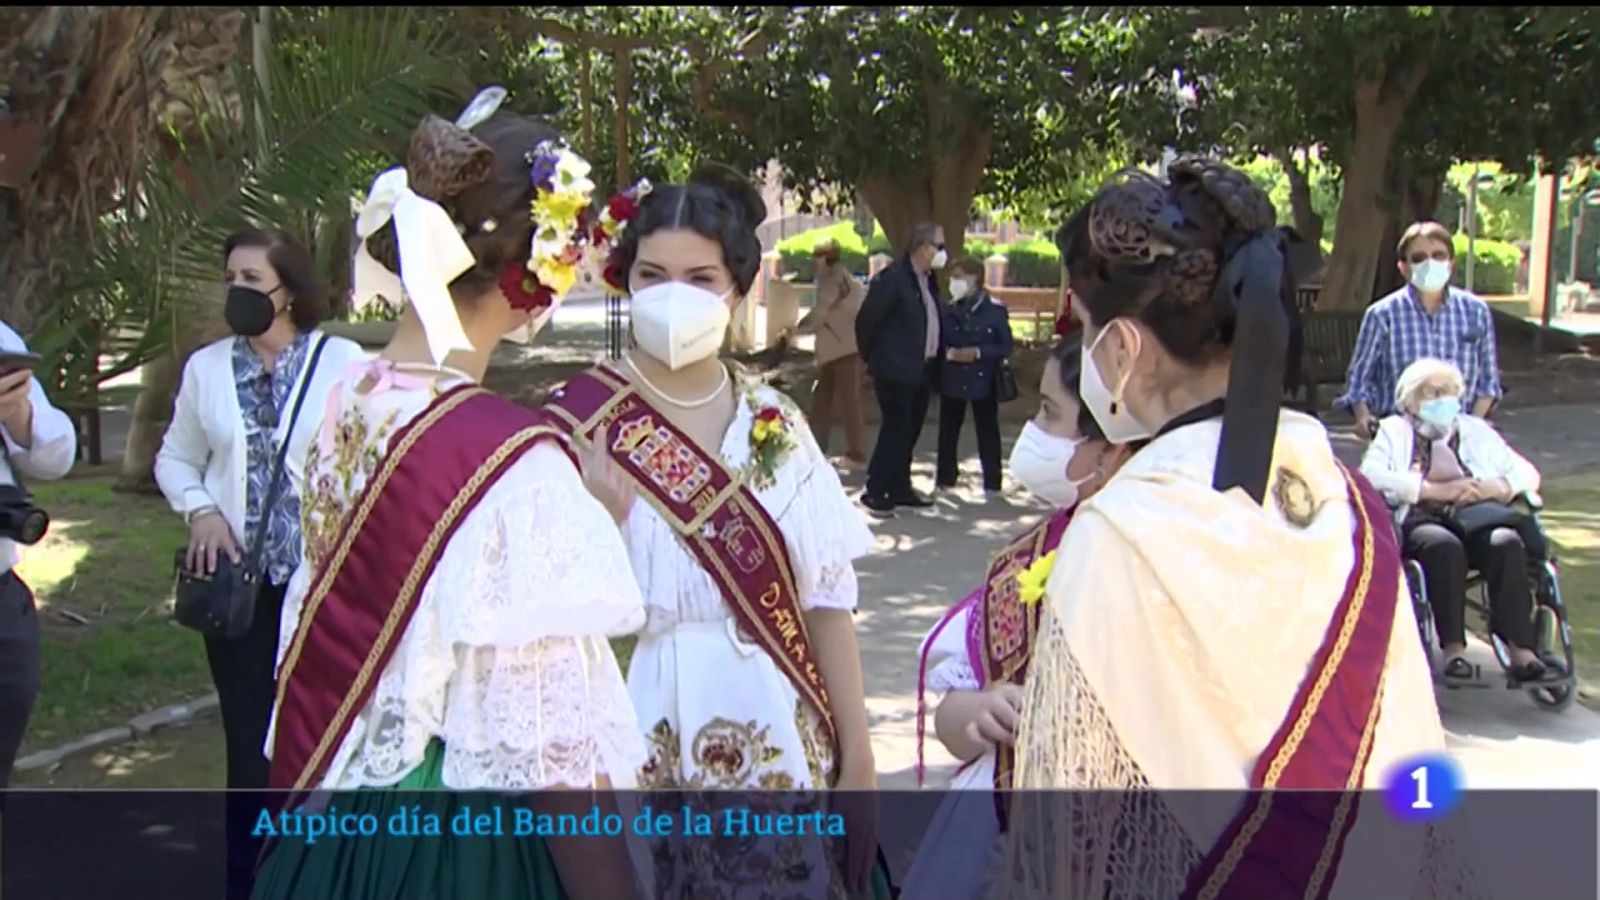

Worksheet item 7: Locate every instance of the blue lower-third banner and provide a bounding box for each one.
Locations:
[1,788,1594,899]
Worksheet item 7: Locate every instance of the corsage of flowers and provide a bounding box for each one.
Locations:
[498,141,597,313]
[1017,549,1059,606]
[747,403,796,489]
[595,179,653,295]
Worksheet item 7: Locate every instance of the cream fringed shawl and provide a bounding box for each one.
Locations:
[985,412,1483,900]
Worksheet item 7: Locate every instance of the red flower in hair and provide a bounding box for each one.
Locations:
[607,193,638,222]
[498,261,554,313]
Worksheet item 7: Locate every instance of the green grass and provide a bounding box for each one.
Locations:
[16,474,203,753]
[1538,473,1600,707]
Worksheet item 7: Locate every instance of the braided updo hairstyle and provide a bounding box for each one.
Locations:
[608,162,768,295]
[1055,155,1295,365]
[1058,156,1318,502]
[364,112,565,303]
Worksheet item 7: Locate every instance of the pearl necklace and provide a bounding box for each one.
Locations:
[623,354,729,409]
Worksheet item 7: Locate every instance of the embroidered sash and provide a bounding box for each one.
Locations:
[543,365,836,752]
[1181,462,1402,900]
[268,386,567,800]
[975,506,1073,806]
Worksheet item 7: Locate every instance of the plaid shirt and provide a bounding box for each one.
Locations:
[1336,286,1502,417]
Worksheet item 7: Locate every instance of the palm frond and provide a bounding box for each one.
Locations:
[32,7,458,409]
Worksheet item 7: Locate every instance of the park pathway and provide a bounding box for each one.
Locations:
[855,410,1600,794]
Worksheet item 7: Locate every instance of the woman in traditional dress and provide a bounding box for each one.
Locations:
[902,335,1135,899]
[546,165,889,898]
[987,158,1478,899]
[255,91,648,900]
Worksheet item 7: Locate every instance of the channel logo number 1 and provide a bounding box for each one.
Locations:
[1383,753,1463,823]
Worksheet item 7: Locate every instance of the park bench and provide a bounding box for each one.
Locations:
[1294,309,1365,413]
[989,286,1066,343]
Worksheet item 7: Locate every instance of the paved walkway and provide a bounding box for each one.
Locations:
[857,411,1600,791]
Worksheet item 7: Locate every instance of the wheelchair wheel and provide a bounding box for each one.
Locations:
[1530,561,1577,713]
[1404,560,1436,669]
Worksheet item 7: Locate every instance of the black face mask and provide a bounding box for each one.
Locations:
[225,285,282,337]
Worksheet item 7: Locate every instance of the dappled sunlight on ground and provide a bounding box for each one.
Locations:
[15,518,91,613]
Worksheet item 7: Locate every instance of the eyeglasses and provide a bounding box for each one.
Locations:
[1407,250,1450,265]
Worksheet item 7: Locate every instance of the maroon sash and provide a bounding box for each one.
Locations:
[1181,462,1402,900]
[268,385,567,799]
[972,506,1073,799]
[543,365,836,753]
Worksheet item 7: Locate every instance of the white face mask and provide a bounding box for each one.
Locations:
[1080,321,1155,444]
[630,281,732,371]
[1409,258,1451,293]
[949,277,972,300]
[930,249,949,270]
[1008,421,1088,508]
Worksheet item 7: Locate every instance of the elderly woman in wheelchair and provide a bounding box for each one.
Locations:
[1360,357,1570,692]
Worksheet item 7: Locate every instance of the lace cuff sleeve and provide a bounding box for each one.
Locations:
[440,635,646,791]
[928,655,981,695]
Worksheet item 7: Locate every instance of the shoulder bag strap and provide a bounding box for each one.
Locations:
[243,333,331,573]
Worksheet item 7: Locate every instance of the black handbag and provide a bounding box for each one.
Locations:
[173,335,328,639]
[995,361,1019,403]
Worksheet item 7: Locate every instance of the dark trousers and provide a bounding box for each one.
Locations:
[866,362,935,501]
[811,353,868,459]
[0,570,40,792]
[936,395,1002,491]
[206,579,287,900]
[1402,522,1538,650]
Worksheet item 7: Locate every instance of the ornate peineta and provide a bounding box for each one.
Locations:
[405,115,495,202]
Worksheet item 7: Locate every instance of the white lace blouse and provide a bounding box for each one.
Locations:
[268,371,648,792]
[623,381,876,635]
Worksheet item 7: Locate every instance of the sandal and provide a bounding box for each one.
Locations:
[1508,658,1548,685]
[1441,656,1478,684]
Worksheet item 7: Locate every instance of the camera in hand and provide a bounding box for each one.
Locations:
[0,483,48,545]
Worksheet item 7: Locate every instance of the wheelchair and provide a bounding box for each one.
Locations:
[1398,501,1578,712]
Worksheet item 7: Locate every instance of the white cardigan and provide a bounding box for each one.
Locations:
[154,331,369,545]
[1359,413,1542,526]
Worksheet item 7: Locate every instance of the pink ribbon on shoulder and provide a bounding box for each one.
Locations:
[317,359,437,451]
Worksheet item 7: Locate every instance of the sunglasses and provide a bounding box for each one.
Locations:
[1407,250,1450,265]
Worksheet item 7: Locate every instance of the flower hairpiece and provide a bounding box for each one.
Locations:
[594,179,653,295]
[500,140,597,312]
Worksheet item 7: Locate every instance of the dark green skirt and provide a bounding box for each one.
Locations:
[252,741,565,900]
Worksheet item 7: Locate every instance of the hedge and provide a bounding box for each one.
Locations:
[776,223,1041,284]
[1449,234,1520,296]
[1000,237,1061,287]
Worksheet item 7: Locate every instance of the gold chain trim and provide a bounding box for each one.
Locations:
[1196,462,1381,900]
[274,388,479,718]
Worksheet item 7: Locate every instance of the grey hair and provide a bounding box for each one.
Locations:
[1395,357,1465,409]
[907,222,943,253]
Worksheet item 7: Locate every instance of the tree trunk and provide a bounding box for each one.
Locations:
[1318,61,1432,311]
[1372,157,1448,299]
[578,46,595,160]
[613,50,631,189]
[858,89,992,261]
[1281,147,1323,248]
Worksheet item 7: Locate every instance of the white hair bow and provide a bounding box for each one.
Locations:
[352,168,476,364]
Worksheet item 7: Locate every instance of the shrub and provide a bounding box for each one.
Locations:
[1449,234,1520,296]
[1002,237,1062,287]
[777,222,890,280]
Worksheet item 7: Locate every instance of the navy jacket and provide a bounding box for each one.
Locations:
[856,256,942,386]
[938,290,1014,401]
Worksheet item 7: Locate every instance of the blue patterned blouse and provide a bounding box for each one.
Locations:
[232,332,312,586]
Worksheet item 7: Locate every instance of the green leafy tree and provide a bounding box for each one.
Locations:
[1174,6,1599,309]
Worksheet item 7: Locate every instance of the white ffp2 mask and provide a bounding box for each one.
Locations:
[1008,421,1085,507]
[630,281,732,370]
[1080,321,1154,444]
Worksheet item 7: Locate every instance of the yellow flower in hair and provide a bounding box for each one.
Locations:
[535,258,580,297]
[534,190,591,229]
[1017,549,1059,606]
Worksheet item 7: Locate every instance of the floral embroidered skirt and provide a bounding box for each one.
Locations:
[252,740,566,900]
[629,619,893,899]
